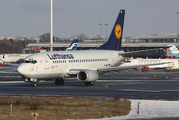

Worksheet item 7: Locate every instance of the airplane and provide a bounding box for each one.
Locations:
[167,44,179,57]
[119,58,177,72]
[17,10,164,87]
[1,39,78,65]
[0,54,31,64]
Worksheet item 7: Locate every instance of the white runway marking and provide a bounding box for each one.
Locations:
[117,89,161,93]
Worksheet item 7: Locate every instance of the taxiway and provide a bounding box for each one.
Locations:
[0,80,179,100]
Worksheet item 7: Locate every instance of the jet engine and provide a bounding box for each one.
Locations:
[77,70,98,82]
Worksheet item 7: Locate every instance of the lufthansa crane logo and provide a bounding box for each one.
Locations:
[115,24,122,39]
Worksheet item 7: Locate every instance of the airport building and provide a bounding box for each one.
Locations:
[23,33,179,58]
[123,33,178,43]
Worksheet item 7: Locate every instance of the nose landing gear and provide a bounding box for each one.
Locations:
[30,78,38,87]
[31,82,37,87]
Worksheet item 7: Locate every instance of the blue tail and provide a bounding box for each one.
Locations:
[66,39,78,51]
[96,10,125,50]
[168,44,179,57]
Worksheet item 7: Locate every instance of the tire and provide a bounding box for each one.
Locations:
[55,78,64,85]
[59,79,64,85]
[90,82,94,85]
[85,82,94,86]
[31,82,37,87]
[55,80,60,85]
[31,82,34,87]
[85,82,90,86]
[34,83,37,87]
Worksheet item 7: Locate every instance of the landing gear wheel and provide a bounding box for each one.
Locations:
[55,80,60,85]
[31,82,37,87]
[85,82,94,86]
[85,82,90,86]
[55,78,64,86]
[90,82,94,85]
[59,79,64,85]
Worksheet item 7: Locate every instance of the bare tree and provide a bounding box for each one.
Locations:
[77,33,89,42]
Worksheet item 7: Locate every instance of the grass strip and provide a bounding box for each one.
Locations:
[0,96,131,120]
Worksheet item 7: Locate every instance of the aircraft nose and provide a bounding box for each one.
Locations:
[17,65,24,75]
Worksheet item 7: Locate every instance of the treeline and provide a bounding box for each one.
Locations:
[0,32,104,54]
[0,39,34,54]
[39,33,90,42]
[0,39,23,54]
[39,33,105,43]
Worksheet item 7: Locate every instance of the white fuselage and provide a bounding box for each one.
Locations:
[120,59,179,70]
[18,50,123,80]
[0,54,31,63]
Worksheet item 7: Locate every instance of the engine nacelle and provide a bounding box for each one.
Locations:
[77,70,98,82]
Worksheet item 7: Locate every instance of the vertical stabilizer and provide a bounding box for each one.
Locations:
[168,44,179,57]
[66,39,78,51]
[96,10,125,50]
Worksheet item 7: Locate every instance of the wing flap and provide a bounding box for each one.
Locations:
[119,48,164,56]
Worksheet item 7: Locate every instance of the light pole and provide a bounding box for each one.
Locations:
[177,11,179,48]
[50,0,53,51]
[105,20,108,40]
[25,33,26,48]
[99,20,102,42]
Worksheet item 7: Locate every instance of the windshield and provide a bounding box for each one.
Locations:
[21,60,37,64]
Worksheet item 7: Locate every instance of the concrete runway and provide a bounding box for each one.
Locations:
[1,80,179,100]
[0,67,179,79]
[1,67,179,119]
[0,67,179,100]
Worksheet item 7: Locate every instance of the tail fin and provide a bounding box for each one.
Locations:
[168,44,178,52]
[66,39,78,51]
[167,44,179,57]
[96,10,125,50]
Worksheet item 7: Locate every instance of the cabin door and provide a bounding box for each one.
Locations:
[42,55,50,69]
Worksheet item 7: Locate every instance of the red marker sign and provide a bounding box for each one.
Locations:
[9,101,12,112]
[9,101,12,104]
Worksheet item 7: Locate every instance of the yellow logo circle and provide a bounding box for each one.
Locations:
[115,24,122,39]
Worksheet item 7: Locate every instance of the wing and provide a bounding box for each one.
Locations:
[119,48,164,56]
[67,62,168,75]
[4,63,19,67]
[97,62,169,74]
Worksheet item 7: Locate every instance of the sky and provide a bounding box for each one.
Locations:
[0,0,179,39]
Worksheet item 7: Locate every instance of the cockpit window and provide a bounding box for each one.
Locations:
[32,60,37,64]
[25,60,31,63]
[21,60,24,63]
[22,60,37,64]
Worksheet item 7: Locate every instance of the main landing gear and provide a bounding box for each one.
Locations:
[85,82,94,86]
[55,78,64,86]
